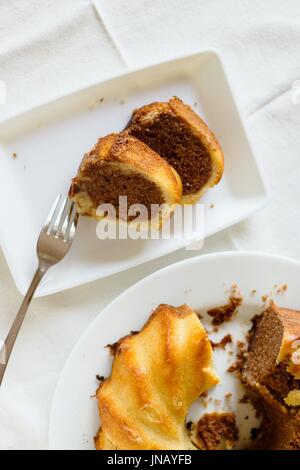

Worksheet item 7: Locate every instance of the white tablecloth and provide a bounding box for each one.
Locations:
[0,0,299,449]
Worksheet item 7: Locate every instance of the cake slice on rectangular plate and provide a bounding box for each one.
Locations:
[127,97,224,204]
[69,132,182,229]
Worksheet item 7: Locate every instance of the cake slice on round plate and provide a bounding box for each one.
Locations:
[242,301,300,450]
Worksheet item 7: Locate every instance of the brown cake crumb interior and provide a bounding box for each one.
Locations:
[128,113,212,196]
[72,163,164,221]
[195,412,239,450]
[242,308,300,401]
[207,295,242,326]
[241,305,300,450]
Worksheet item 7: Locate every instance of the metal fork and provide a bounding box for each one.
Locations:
[0,195,79,386]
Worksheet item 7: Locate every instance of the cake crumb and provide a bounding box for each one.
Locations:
[194,309,203,319]
[277,284,288,293]
[130,330,139,335]
[284,389,300,406]
[11,152,17,159]
[186,421,193,432]
[194,412,239,450]
[207,287,242,326]
[227,341,247,374]
[209,203,214,209]
[105,329,140,356]
[211,334,233,350]
[105,342,118,356]
[259,284,287,305]
[251,289,257,295]
[200,400,208,409]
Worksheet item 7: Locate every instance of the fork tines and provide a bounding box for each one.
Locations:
[46,195,78,241]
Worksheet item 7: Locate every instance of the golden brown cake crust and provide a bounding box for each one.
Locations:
[128,97,224,204]
[69,132,182,226]
[95,304,219,450]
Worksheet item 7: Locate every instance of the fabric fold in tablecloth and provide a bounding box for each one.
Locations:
[0,0,125,123]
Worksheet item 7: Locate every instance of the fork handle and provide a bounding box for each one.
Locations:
[0,266,47,386]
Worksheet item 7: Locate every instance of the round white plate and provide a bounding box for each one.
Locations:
[49,252,300,450]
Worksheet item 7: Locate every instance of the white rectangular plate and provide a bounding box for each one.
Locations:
[0,51,267,296]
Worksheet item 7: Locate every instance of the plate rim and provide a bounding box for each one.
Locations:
[48,250,300,449]
[37,196,267,297]
[0,49,221,129]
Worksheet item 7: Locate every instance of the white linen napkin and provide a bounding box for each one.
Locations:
[0,0,300,450]
[231,88,300,258]
[0,0,125,123]
[94,0,300,116]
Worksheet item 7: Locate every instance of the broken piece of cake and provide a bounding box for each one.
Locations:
[241,301,300,450]
[193,412,239,450]
[127,97,224,204]
[95,304,219,450]
[69,132,182,228]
